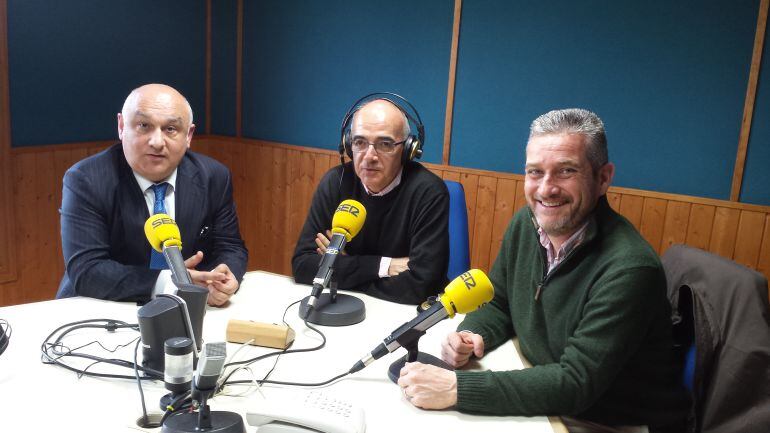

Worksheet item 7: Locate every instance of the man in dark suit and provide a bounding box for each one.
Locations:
[57,84,247,306]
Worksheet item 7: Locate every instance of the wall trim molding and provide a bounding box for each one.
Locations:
[731,0,769,201]
[442,0,462,166]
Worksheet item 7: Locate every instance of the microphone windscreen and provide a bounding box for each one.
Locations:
[331,199,367,241]
[439,269,494,317]
[144,213,183,251]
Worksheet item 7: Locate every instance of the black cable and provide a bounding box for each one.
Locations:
[134,338,161,429]
[257,298,296,382]
[220,300,303,370]
[218,299,335,390]
[225,370,350,388]
[40,318,162,380]
[159,391,193,425]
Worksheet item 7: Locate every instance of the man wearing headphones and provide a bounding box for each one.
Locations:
[291,94,450,304]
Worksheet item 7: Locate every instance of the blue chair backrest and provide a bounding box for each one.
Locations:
[444,180,470,280]
[683,344,696,392]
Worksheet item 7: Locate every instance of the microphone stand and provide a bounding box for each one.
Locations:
[299,279,366,327]
[161,390,244,433]
[386,298,452,383]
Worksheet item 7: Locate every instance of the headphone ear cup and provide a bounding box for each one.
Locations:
[412,136,423,160]
[341,130,353,160]
[402,135,420,163]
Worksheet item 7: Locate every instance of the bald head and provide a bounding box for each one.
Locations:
[351,99,410,140]
[122,84,193,127]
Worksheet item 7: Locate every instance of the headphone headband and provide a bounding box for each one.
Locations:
[339,92,425,163]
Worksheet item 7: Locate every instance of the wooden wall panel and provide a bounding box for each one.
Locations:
[639,197,667,253]
[709,207,741,258]
[685,204,716,250]
[606,192,622,212]
[489,178,518,268]
[2,137,770,306]
[619,194,645,230]
[443,171,460,182]
[470,176,497,274]
[514,181,527,214]
[660,202,692,255]
[458,173,479,253]
[759,215,770,277]
[244,143,261,270]
[733,210,766,269]
[0,0,16,284]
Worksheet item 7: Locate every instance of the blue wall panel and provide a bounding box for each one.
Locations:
[741,29,770,206]
[7,0,206,147]
[450,0,758,200]
[241,0,454,164]
[211,0,237,136]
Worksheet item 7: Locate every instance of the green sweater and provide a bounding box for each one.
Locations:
[456,197,688,429]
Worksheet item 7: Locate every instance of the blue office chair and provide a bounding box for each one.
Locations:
[444,180,470,280]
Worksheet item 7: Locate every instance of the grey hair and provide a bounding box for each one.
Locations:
[529,108,608,171]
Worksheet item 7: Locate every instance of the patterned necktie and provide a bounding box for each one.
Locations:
[149,182,170,270]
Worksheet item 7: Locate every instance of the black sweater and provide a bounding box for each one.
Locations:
[291,161,449,304]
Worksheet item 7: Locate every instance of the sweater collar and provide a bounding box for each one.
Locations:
[528,195,608,247]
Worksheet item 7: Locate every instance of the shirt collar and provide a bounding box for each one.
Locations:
[133,169,178,194]
[538,220,590,261]
[362,168,403,197]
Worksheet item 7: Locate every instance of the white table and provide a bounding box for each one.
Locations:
[0,271,564,433]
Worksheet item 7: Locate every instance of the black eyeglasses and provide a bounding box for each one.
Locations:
[350,138,406,155]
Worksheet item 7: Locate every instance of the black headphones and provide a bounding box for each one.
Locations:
[0,319,10,357]
[339,92,425,164]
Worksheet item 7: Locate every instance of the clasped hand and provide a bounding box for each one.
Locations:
[184,251,239,306]
[315,230,410,276]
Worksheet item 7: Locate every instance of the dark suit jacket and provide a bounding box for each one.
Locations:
[56,143,248,302]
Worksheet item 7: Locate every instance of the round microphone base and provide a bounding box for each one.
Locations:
[161,410,245,433]
[387,352,452,383]
[159,392,189,412]
[299,293,365,326]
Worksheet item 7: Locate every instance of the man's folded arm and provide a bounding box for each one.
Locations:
[456,267,662,416]
[335,187,450,304]
[456,220,516,350]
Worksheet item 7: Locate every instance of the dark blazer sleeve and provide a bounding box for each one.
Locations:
[193,160,248,283]
[59,163,159,301]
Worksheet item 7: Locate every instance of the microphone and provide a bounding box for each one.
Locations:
[162,341,245,433]
[192,341,227,403]
[160,336,194,411]
[164,336,194,394]
[304,199,367,313]
[144,214,193,285]
[349,269,494,375]
[144,214,208,353]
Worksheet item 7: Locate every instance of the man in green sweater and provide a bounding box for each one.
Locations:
[397,109,688,432]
